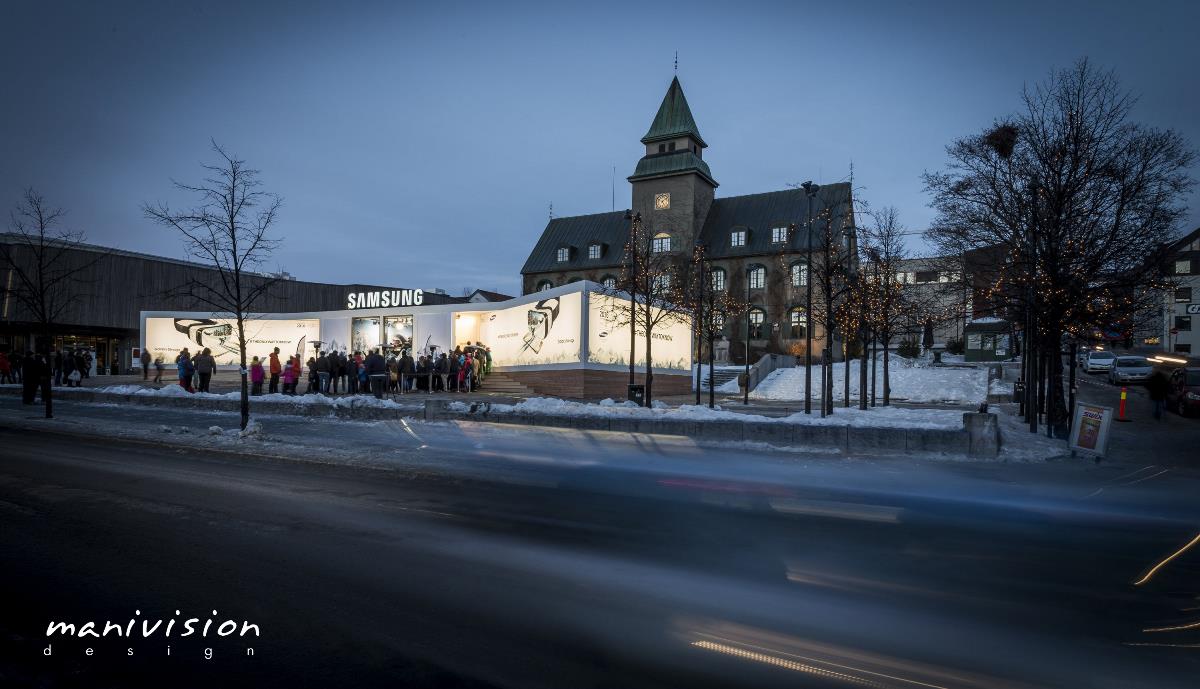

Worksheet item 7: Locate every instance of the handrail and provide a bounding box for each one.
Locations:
[745,353,792,393]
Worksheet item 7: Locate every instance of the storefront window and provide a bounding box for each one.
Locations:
[384,315,414,351]
[351,317,380,353]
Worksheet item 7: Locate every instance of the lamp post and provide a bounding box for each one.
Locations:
[625,211,639,391]
[695,244,706,406]
[744,265,751,406]
[801,181,820,414]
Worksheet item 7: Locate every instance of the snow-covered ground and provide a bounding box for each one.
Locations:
[88,384,422,411]
[453,396,967,429]
[751,358,989,404]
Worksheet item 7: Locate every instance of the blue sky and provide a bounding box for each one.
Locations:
[3,0,1198,296]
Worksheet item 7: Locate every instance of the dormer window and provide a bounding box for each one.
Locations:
[651,232,672,253]
[730,230,747,247]
[668,142,676,152]
[658,144,665,153]
[771,226,789,243]
[556,246,570,262]
[588,243,602,259]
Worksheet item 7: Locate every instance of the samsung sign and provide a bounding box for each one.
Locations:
[346,289,424,309]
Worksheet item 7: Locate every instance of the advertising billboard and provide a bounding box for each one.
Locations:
[479,292,582,367]
[587,295,691,371]
[145,317,319,366]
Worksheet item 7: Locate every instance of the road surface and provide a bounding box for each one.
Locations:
[1,397,1199,688]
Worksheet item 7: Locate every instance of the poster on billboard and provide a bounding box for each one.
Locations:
[351,317,381,353]
[384,315,414,351]
[145,317,319,366]
[587,294,691,371]
[1067,402,1113,457]
[479,293,582,366]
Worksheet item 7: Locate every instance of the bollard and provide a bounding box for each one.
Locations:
[1115,386,1132,422]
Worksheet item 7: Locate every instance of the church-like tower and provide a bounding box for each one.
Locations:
[628,76,718,252]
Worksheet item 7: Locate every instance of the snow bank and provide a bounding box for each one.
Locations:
[471,396,963,429]
[752,358,988,404]
[92,385,419,411]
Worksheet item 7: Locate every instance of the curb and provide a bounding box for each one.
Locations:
[0,387,1000,458]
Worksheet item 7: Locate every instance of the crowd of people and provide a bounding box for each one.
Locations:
[1,348,97,404]
[169,344,493,400]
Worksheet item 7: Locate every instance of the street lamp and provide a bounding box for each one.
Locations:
[624,210,640,391]
[801,181,820,414]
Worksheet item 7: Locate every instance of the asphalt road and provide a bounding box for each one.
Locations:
[2,401,1200,688]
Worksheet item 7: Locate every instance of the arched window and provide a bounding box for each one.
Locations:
[788,307,808,339]
[747,265,766,290]
[588,243,603,259]
[710,267,726,291]
[556,246,570,262]
[712,312,726,332]
[748,308,766,339]
[790,262,808,287]
[601,275,617,289]
[651,232,672,253]
[536,280,553,292]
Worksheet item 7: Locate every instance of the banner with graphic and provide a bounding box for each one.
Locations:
[479,292,582,366]
[587,294,691,371]
[145,317,319,366]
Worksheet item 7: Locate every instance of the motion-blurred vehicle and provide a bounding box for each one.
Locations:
[1107,356,1153,384]
[1166,366,1200,417]
[1083,349,1115,373]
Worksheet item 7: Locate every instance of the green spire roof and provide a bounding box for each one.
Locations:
[641,76,706,147]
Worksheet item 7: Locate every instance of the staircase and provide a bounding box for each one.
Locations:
[701,368,741,391]
[479,372,535,396]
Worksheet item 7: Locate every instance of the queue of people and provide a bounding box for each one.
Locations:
[166,343,494,400]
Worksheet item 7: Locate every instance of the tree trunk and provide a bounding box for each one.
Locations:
[882,329,892,405]
[858,333,869,410]
[41,331,53,419]
[643,309,654,407]
[237,316,249,430]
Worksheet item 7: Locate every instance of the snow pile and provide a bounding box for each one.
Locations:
[751,359,988,404]
[989,378,1014,396]
[472,396,963,429]
[92,385,419,411]
[239,421,263,438]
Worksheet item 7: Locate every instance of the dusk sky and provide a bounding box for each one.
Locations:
[3,0,1198,296]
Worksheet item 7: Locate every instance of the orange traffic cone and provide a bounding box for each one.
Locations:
[1115,386,1132,422]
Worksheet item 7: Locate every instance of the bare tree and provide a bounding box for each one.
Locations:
[602,212,691,406]
[143,142,282,430]
[1,189,105,418]
[924,58,1194,429]
[859,206,915,405]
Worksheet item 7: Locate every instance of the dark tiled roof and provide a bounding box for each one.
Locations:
[642,76,706,147]
[521,183,854,275]
[697,183,853,256]
[628,150,717,187]
[520,210,630,274]
[468,289,515,302]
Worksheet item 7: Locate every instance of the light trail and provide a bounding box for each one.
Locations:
[1133,532,1200,586]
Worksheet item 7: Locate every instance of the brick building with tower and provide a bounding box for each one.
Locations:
[521,77,856,365]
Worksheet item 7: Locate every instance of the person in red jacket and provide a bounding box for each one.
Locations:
[268,348,282,394]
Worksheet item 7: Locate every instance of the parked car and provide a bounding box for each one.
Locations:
[1166,367,1200,417]
[1083,350,1116,373]
[1107,356,1153,384]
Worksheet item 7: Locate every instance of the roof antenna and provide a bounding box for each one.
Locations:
[548,202,553,220]
[611,165,616,211]
[674,51,678,74]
